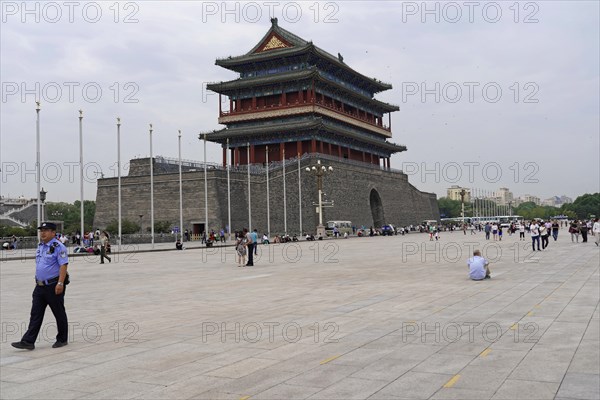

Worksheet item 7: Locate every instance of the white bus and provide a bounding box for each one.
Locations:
[325,221,352,237]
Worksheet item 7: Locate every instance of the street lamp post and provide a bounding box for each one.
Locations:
[508,201,512,217]
[40,188,47,223]
[305,160,333,237]
[459,188,466,225]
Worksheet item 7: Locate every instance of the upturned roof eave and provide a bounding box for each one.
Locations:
[202,119,406,153]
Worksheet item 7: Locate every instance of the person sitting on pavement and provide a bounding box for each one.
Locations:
[467,250,491,280]
[262,234,270,244]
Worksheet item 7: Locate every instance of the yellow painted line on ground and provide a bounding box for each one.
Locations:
[479,348,492,358]
[535,304,541,308]
[320,355,340,365]
[443,374,461,388]
[510,324,518,330]
[527,311,534,316]
[240,397,250,400]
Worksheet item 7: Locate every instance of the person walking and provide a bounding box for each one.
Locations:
[519,223,525,241]
[593,218,600,246]
[245,228,255,266]
[530,220,541,251]
[252,229,259,255]
[11,222,69,350]
[580,220,589,243]
[236,232,247,267]
[551,220,560,241]
[570,221,580,243]
[99,231,111,264]
[540,221,549,249]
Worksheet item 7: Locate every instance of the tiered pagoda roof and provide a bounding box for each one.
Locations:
[204,18,406,161]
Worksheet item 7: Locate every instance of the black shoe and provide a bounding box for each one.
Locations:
[11,341,34,350]
[52,341,68,348]
[246,264,253,266]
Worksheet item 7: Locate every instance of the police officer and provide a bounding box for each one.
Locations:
[12,222,69,350]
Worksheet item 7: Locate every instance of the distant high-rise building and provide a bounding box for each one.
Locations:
[496,187,514,206]
[559,195,573,204]
[521,195,541,205]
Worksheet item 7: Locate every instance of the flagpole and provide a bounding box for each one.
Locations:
[298,153,302,235]
[283,148,287,235]
[178,130,183,242]
[36,102,41,240]
[79,110,84,240]
[204,134,208,236]
[149,124,154,249]
[227,138,231,241]
[266,146,270,236]
[117,117,122,252]
[247,143,252,232]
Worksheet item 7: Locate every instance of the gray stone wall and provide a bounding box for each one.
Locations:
[94,156,439,235]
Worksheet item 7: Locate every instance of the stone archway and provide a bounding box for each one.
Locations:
[370,189,385,227]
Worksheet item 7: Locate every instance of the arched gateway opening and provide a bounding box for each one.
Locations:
[370,189,385,228]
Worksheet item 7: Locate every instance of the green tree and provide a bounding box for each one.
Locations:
[561,193,600,219]
[437,197,462,218]
[106,219,140,235]
[154,221,172,234]
[45,200,96,234]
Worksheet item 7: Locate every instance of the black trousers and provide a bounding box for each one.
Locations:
[22,284,68,344]
[247,243,255,265]
[581,230,588,242]
[541,235,549,249]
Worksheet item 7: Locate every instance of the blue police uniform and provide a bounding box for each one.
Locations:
[20,236,69,346]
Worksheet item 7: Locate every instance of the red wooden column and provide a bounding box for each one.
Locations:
[299,89,304,103]
[279,142,285,162]
[281,91,286,105]
[387,157,391,170]
[347,147,352,160]
[297,140,302,156]
[250,144,255,164]
[370,153,374,164]
[219,94,222,115]
[222,147,227,168]
[362,151,366,163]
[338,145,342,158]
[229,98,233,112]
[311,139,316,153]
[328,143,332,155]
[252,96,257,109]
[234,147,240,165]
[319,141,324,154]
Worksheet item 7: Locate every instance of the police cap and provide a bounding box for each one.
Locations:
[37,222,57,230]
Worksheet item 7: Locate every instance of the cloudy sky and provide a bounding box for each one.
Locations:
[1,1,598,203]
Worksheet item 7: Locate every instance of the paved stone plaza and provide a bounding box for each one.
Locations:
[1,231,598,399]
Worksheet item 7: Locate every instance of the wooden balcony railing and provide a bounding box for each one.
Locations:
[219,99,391,132]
